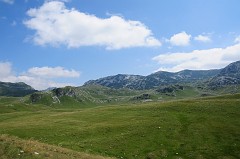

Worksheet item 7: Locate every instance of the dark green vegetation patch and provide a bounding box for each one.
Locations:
[0,82,36,97]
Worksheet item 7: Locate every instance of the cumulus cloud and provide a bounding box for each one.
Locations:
[0,0,14,4]
[27,66,80,78]
[168,31,191,46]
[15,75,74,90]
[0,62,12,77]
[0,63,80,90]
[24,1,161,50]
[153,43,240,72]
[194,35,211,42]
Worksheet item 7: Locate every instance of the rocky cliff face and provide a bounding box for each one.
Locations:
[52,87,76,98]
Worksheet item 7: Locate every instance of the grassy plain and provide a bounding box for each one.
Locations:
[0,94,240,159]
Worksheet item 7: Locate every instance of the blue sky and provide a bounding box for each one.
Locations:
[0,0,240,90]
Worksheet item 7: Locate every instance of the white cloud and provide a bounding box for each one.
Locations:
[0,62,12,77]
[24,1,161,50]
[27,66,80,78]
[153,43,240,72]
[0,63,80,90]
[16,75,74,90]
[235,36,240,43]
[0,0,14,4]
[194,35,211,42]
[169,31,191,46]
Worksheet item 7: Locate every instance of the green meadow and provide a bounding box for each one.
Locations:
[0,94,240,159]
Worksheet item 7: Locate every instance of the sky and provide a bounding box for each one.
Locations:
[0,0,240,90]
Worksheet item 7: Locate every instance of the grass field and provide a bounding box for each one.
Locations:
[0,94,240,159]
[0,134,113,159]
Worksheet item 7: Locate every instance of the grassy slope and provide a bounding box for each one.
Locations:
[0,134,113,159]
[0,94,240,159]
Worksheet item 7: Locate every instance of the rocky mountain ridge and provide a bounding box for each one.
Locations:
[85,61,240,90]
[84,69,222,90]
[209,61,240,87]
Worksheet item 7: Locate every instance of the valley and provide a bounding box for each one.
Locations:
[0,60,240,159]
[1,1,240,158]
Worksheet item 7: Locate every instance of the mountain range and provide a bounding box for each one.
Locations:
[84,60,240,90]
[84,69,220,90]
[0,61,240,103]
[25,60,240,105]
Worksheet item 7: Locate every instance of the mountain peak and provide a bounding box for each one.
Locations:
[208,61,240,87]
[219,60,240,75]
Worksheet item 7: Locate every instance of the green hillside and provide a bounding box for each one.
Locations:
[26,83,240,108]
[0,94,239,159]
[0,82,36,97]
[0,134,113,159]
